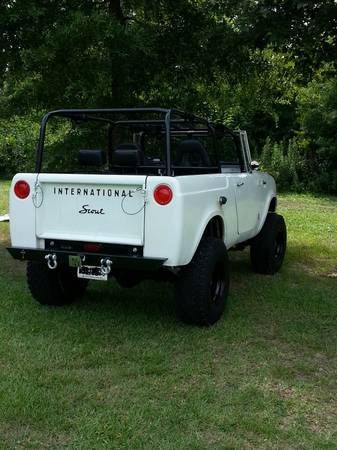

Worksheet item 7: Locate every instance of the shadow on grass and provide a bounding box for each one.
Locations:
[83,279,176,324]
[1,238,336,338]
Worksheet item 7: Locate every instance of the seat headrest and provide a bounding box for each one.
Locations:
[79,149,107,166]
[113,144,144,166]
[175,139,210,166]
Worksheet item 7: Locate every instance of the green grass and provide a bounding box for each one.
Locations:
[0,180,336,449]
[0,180,10,213]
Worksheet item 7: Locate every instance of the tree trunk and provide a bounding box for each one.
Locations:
[107,0,125,24]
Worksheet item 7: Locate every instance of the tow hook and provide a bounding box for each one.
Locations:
[100,258,112,275]
[45,253,57,270]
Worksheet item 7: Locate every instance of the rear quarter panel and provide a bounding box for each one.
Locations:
[144,174,238,266]
[9,173,41,248]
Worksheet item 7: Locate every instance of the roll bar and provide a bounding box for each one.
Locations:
[35,108,234,175]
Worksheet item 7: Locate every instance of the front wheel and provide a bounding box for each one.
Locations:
[174,238,230,326]
[27,262,89,305]
[250,212,287,274]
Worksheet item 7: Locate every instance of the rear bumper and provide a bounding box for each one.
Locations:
[7,247,167,271]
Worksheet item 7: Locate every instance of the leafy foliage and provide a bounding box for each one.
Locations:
[297,65,337,193]
[260,138,304,191]
[0,0,336,192]
[0,113,40,174]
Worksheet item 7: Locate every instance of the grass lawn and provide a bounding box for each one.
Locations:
[0,180,336,449]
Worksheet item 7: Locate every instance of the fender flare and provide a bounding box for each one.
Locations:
[257,195,277,235]
[185,212,225,265]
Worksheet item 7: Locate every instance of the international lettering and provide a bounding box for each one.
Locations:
[53,186,134,198]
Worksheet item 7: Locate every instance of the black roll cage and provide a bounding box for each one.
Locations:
[35,107,241,175]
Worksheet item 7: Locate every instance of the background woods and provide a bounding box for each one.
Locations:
[0,0,337,193]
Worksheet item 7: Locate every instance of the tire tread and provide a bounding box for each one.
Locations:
[250,212,287,274]
[174,238,229,326]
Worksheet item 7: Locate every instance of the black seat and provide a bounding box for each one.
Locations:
[175,139,210,167]
[113,143,144,166]
[79,149,107,167]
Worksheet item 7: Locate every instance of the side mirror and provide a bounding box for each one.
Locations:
[251,160,260,170]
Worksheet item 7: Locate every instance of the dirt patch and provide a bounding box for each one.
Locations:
[0,232,8,243]
[291,261,315,276]
[0,221,9,243]
[323,268,337,278]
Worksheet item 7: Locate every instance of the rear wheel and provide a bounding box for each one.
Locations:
[174,238,230,326]
[250,212,287,274]
[27,262,88,305]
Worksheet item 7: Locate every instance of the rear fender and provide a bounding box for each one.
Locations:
[180,212,225,266]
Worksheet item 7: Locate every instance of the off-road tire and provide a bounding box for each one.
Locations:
[174,238,230,326]
[27,262,89,305]
[250,212,287,274]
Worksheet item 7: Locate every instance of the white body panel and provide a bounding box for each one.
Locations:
[9,169,276,267]
[35,174,146,246]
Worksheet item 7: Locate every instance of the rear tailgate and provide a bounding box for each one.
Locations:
[35,174,147,245]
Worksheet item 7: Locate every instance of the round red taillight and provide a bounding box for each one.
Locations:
[153,184,173,205]
[14,180,30,199]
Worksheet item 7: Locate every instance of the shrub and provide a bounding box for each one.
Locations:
[0,114,41,177]
[261,137,304,190]
[296,64,337,193]
[0,113,75,177]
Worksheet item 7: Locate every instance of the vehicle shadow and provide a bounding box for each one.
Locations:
[1,237,335,335]
[81,278,176,325]
[70,250,252,327]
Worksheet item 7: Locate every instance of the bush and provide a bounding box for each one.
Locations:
[296,64,337,194]
[0,114,41,177]
[260,137,304,190]
[0,113,76,177]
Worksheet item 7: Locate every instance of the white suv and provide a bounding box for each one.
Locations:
[8,108,287,325]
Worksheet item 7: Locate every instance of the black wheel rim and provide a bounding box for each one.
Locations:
[211,263,226,303]
[274,232,285,262]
